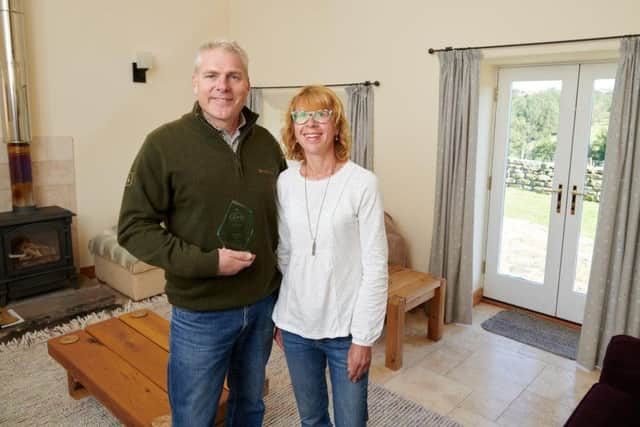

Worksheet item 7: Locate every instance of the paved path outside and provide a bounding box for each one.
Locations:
[498,217,593,293]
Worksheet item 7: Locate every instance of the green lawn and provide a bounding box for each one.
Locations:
[504,187,599,239]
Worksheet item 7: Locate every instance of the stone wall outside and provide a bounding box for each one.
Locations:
[506,158,603,202]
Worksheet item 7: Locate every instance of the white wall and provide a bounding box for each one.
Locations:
[15,0,640,272]
[22,0,229,267]
[228,0,640,274]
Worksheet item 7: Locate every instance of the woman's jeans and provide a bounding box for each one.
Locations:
[168,293,275,427]
[281,329,368,427]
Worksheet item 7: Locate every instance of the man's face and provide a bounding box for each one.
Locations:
[192,48,250,133]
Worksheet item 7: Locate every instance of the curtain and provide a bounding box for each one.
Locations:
[428,49,481,324]
[577,37,640,370]
[246,88,263,118]
[346,84,374,169]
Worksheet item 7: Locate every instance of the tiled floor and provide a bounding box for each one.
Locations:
[370,303,599,427]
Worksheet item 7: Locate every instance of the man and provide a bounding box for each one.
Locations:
[118,40,286,427]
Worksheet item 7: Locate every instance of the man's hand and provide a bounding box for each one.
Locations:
[347,343,371,382]
[273,327,283,350]
[217,248,255,276]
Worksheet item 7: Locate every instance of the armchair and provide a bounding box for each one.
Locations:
[564,335,640,427]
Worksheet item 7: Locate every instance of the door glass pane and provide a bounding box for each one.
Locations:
[499,80,562,283]
[573,78,614,293]
[9,226,61,270]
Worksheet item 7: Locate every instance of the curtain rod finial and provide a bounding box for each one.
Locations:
[428,48,435,54]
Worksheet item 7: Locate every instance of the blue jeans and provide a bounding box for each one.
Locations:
[281,329,368,427]
[168,293,275,427]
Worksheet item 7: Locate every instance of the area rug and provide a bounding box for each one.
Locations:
[481,309,579,359]
[0,296,461,427]
[263,380,461,426]
[0,292,167,352]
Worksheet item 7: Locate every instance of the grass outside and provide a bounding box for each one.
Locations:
[504,187,599,239]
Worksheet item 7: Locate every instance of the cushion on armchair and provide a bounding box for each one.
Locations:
[384,212,409,268]
[88,226,156,274]
[599,334,640,400]
[564,335,640,427]
[88,227,165,301]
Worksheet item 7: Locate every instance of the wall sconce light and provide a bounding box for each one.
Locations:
[132,52,153,83]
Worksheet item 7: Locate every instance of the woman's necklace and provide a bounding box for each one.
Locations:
[304,163,334,256]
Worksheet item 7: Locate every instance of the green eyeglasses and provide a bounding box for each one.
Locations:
[291,109,333,125]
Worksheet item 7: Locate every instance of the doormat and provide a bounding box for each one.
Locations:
[481,310,579,359]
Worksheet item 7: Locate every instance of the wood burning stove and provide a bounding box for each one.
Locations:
[0,206,77,305]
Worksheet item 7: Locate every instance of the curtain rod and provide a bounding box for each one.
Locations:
[428,33,640,54]
[252,80,380,90]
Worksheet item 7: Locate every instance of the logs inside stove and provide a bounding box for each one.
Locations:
[0,206,77,305]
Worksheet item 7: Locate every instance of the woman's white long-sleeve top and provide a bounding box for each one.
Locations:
[272,161,388,346]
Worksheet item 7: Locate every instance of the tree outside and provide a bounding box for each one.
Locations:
[507,84,611,165]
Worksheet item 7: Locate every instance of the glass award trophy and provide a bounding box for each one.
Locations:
[216,200,255,250]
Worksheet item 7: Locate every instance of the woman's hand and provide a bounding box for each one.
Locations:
[273,327,283,350]
[347,343,371,382]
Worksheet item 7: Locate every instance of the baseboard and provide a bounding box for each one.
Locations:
[79,266,95,279]
[473,287,483,306]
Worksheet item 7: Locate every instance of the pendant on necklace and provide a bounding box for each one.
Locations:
[312,240,316,256]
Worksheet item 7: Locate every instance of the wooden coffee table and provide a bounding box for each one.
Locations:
[47,309,228,427]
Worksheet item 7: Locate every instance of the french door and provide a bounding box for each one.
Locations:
[484,63,616,323]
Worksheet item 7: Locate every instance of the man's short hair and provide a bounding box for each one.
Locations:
[193,40,249,75]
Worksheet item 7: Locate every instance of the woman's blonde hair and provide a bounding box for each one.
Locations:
[281,85,351,162]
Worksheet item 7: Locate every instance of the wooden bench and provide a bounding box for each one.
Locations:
[385,265,446,370]
[47,309,228,427]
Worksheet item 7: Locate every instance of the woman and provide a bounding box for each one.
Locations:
[273,85,388,427]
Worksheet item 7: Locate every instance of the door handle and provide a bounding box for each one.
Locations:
[571,185,585,215]
[546,184,563,213]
